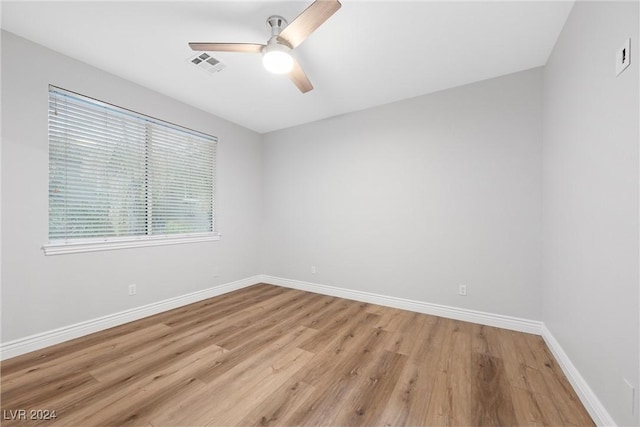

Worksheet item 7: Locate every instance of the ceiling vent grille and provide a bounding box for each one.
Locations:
[187,52,226,74]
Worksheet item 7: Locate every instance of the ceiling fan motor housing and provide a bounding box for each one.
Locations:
[262,15,294,74]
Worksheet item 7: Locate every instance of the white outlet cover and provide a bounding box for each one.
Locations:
[616,38,631,76]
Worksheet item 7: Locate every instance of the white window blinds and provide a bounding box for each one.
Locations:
[47,86,217,251]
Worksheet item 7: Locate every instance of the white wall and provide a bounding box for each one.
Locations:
[542,2,639,425]
[261,68,543,320]
[1,31,263,342]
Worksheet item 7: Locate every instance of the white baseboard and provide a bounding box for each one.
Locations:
[541,325,616,426]
[1,274,541,360]
[0,275,261,360]
[258,275,542,335]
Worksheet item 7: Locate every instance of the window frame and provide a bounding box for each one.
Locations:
[43,86,220,256]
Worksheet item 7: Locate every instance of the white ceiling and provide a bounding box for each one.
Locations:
[1,1,573,133]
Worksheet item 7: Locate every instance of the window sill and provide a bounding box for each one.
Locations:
[42,233,221,255]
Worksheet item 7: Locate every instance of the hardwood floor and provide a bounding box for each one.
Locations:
[1,284,594,426]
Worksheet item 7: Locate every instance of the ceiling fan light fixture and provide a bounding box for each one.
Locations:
[262,43,294,74]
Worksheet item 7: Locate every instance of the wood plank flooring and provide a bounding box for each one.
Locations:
[1,284,594,426]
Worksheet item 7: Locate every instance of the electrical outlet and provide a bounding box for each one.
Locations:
[616,38,631,76]
[128,284,136,296]
[311,266,317,274]
[459,284,467,296]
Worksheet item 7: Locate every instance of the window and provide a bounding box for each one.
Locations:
[44,86,218,255]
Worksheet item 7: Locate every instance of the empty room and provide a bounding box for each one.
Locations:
[1,0,638,426]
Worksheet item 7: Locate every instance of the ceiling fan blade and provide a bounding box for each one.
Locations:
[279,0,341,49]
[288,59,313,93]
[189,43,265,53]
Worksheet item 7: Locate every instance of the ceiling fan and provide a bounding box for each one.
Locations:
[189,0,342,93]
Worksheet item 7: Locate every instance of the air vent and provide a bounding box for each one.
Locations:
[187,52,226,74]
